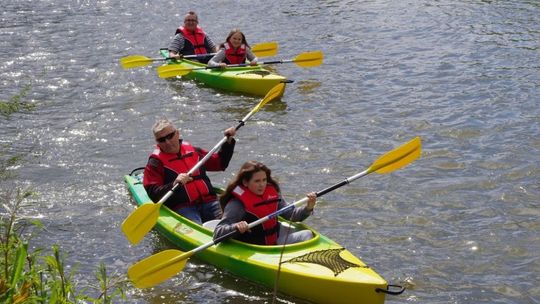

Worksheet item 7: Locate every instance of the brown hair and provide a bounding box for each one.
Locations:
[219,160,280,209]
[183,11,198,22]
[219,28,250,49]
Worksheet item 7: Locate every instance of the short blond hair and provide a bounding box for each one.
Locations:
[152,118,175,135]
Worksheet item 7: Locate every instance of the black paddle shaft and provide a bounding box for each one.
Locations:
[213,178,352,245]
[316,180,349,197]
[205,60,284,70]
[234,120,246,130]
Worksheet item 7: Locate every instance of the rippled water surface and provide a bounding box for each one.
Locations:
[1,0,539,303]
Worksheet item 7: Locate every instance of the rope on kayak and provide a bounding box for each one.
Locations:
[129,167,145,176]
[271,223,293,304]
[129,167,145,184]
[282,248,368,277]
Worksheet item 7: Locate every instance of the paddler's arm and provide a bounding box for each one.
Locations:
[205,35,219,53]
[143,157,191,204]
[217,127,236,167]
[281,192,316,222]
[246,48,258,66]
[143,157,170,202]
[213,200,247,241]
[168,34,185,60]
[207,49,227,68]
[195,127,236,171]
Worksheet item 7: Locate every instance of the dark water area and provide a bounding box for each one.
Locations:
[1,0,539,303]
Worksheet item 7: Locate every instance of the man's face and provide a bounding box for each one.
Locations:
[155,126,179,154]
[184,15,198,31]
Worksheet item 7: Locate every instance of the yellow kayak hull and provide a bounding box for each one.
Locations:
[160,50,288,96]
[126,171,400,303]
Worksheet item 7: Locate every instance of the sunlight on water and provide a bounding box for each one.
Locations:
[0,0,538,303]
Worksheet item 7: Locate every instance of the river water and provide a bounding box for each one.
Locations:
[1,0,539,303]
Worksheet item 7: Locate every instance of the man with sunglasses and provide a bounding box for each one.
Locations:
[168,11,218,63]
[143,118,236,224]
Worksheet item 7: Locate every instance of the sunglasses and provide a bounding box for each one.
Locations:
[184,19,197,22]
[156,130,176,143]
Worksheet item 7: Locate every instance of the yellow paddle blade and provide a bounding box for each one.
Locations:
[128,249,192,288]
[254,83,285,111]
[369,137,422,174]
[121,202,162,245]
[293,51,324,68]
[157,64,195,78]
[251,41,278,57]
[119,55,154,69]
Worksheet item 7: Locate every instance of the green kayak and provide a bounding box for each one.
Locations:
[158,49,288,96]
[124,170,403,304]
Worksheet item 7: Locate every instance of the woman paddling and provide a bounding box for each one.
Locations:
[207,29,258,68]
[213,160,316,245]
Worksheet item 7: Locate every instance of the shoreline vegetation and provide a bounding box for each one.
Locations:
[1,87,128,303]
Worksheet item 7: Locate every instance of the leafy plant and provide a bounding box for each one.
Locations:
[0,188,128,303]
[0,88,128,303]
[0,85,35,117]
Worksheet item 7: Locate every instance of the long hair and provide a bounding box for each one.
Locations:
[219,28,250,49]
[219,160,280,209]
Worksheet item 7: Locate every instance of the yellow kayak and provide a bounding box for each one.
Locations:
[158,49,288,96]
[125,170,405,303]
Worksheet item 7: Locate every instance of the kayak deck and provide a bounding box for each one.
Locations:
[125,172,390,304]
[159,49,288,96]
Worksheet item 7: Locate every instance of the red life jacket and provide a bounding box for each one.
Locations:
[175,26,208,55]
[231,184,281,245]
[150,141,215,207]
[223,42,247,64]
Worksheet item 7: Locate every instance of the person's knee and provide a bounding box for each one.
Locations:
[202,201,222,222]
[177,206,202,224]
[297,230,313,242]
[279,230,313,245]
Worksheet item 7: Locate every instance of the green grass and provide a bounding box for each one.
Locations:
[0,189,129,303]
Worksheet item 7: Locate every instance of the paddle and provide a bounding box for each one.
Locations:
[121,83,286,245]
[156,50,324,78]
[119,41,279,69]
[127,136,422,288]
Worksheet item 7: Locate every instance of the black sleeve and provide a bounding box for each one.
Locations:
[218,138,236,169]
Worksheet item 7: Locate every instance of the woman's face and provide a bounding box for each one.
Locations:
[243,170,267,196]
[229,32,243,48]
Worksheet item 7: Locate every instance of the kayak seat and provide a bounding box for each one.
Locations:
[278,222,314,244]
[202,219,220,231]
[280,221,296,232]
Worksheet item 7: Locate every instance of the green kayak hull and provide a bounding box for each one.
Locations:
[159,49,288,96]
[125,171,391,304]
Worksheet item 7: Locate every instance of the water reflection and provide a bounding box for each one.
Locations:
[2,0,539,303]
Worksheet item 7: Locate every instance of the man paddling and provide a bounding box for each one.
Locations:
[168,11,218,63]
[143,118,236,224]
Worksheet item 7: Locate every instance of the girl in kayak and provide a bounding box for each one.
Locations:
[213,160,316,245]
[207,29,259,68]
